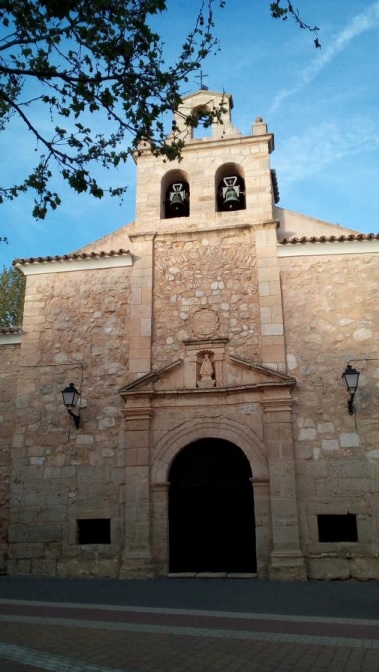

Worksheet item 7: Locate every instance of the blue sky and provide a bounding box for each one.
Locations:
[1,0,379,268]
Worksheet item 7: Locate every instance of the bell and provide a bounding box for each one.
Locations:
[165,181,189,218]
[223,187,240,207]
[169,190,186,214]
[220,175,241,210]
[168,182,186,215]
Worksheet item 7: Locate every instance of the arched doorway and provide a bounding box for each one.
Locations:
[169,438,257,573]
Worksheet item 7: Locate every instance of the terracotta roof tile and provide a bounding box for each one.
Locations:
[12,249,131,266]
[279,233,379,245]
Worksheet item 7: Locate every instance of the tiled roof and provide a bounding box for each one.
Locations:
[13,249,131,266]
[279,233,379,245]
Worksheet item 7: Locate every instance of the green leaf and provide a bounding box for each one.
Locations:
[0,265,26,328]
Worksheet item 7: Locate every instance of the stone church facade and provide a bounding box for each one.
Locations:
[1,90,379,581]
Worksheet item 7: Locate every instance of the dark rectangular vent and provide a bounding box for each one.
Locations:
[317,514,358,543]
[77,519,111,544]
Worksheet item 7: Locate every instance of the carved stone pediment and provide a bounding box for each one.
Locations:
[119,353,295,401]
[227,354,296,387]
[119,359,182,396]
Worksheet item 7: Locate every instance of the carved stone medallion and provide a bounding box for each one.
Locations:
[191,309,218,338]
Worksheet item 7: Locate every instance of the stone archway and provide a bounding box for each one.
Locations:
[168,438,257,573]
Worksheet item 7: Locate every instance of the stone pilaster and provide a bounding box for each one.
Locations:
[262,395,307,580]
[255,221,286,371]
[150,481,170,576]
[128,233,154,379]
[120,405,154,578]
[251,477,271,579]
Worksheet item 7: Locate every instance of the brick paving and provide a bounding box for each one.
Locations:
[1,624,379,672]
[0,578,379,671]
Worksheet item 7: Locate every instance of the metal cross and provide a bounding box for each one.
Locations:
[195,71,209,91]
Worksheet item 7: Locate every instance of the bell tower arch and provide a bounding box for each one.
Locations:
[161,169,190,219]
[133,89,276,229]
[172,91,238,140]
[215,162,246,212]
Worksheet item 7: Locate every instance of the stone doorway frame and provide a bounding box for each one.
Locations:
[151,418,270,578]
[119,361,306,581]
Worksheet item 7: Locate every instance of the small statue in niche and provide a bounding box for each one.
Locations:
[198,353,216,388]
[200,354,213,379]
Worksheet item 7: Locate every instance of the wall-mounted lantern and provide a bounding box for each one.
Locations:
[341,364,360,416]
[61,382,81,429]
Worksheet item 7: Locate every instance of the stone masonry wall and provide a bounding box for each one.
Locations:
[280,251,379,579]
[8,265,131,577]
[152,229,261,368]
[0,342,20,573]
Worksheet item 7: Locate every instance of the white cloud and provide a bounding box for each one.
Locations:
[271,1,379,112]
[275,118,379,186]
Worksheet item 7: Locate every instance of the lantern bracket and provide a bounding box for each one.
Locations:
[67,408,81,429]
[61,382,81,429]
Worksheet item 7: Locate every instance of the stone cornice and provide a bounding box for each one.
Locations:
[261,398,293,412]
[150,482,170,491]
[121,380,295,402]
[180,132,274,154]
[149,220,279,242]
[137,132,274,160]
[250,477,270,485]
[253,220,280,231]
[183,338,229,347]
[122,407,154,420]
[128,232,156,242]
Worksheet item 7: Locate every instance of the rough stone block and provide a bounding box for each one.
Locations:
[351,558,379,580]
[32,558,58,576]
[307,557,351,580]
[9,543,45,559]
[6,558,32,576]
[340,433,360,448]
[9,523,63,544]
[57,558,119,578]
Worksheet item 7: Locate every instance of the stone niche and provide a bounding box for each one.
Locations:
[197,351,216,388]
[183,338,228,389]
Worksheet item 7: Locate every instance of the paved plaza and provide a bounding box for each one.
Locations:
[0,577,379,671]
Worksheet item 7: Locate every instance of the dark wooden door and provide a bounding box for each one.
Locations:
[169,439,256,573]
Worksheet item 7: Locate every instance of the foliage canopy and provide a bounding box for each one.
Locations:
[0,1,319,220]
[270,1,320,48]
[0,0,224,218]
[0,265,25,327]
